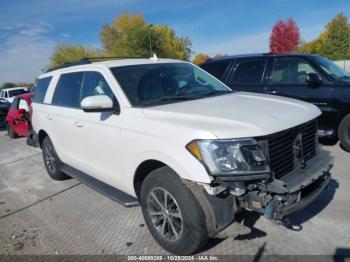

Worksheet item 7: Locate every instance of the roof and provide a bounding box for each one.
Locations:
[203,52,317,63]
[1,87,29,91]
[41,56,187,77]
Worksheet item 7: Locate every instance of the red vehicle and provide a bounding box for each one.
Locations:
[6,93,33,138]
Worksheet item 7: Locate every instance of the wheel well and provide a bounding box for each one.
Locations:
[133,160,166,199]
[38,130,48,148]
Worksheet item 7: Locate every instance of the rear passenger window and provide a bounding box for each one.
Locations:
[230,60,266,84]
[200,61,230,80]
[52,72,83,108]
[32,77,52,103]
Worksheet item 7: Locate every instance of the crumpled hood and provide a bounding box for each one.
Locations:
[141,92,321,139]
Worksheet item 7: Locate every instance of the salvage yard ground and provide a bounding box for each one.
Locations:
[0,129,350,256]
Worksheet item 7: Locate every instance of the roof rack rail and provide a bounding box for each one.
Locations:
[46,56,146,72]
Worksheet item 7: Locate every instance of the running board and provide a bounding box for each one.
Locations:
[60,164,139,207]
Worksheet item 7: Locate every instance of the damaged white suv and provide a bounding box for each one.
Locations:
[31,57,332,255]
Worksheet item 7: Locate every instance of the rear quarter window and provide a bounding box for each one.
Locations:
[32,77,52,103]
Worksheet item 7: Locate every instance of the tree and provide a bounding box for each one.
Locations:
[298,14,350,60]
[269,18,300,54]
[100,12,192,60]
[192,53,211,65]
[1,82,16,89]
[319,13,350,60]
[48,44,103,70]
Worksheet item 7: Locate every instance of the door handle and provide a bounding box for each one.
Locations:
[267,90,278,94]
[74,121,84,127]
[47,114,53,120]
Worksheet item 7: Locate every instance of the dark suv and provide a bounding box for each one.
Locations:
[200,53,350,151]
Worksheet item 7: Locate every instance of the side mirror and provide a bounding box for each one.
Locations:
[306,73,322,87]
[81,95,119,113]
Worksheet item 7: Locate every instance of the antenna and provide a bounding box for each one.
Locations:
[148,24,153,56]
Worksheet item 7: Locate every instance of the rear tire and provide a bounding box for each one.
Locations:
[7,124,18,139]
[338,114,350,152]
[42,136,70,180]
[140,166,209,255]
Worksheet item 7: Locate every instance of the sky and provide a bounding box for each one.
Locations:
[0,0,349,84]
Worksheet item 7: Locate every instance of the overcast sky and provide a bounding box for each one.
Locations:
[0,0,349,84]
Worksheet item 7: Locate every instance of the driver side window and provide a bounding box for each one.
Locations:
[270,58,318,85]
[80,72,115,102]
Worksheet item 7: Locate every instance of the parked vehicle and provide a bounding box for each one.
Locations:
[0,98,11,127]
[200,53,350,151]
[0,87,29,103]
[31,57,332,255]
[6,93,33,138]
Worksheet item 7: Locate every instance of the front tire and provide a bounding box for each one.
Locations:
[7,124,18,139]
[42,136,70,180]
[338,114,350,152]
[140,166,208,255]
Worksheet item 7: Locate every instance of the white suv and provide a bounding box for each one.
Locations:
[31,57,332,254]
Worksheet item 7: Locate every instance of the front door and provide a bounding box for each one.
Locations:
[266,57,335,130]
[70,70,124,190]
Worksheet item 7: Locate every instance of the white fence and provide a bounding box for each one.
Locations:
[334,60,350,73]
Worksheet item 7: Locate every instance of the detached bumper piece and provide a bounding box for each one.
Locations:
[263,172,330,221]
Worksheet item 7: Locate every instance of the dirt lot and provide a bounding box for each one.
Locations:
[0,129,350,256]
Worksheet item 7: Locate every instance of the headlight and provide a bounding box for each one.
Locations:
[186,139,270,175]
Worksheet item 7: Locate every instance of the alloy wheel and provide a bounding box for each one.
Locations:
[147,187,183,241]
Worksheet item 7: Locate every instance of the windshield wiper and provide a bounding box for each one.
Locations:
[198,90,233,98]
[139,95,201,106]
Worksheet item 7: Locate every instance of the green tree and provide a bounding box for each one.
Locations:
[298,13,350,60]
[100,12,192,60]
[1,82,16,89]
[48,44,103,70]
[320,13,350,60]
[192,53,211,65]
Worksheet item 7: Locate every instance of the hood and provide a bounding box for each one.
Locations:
[142,92,321,139]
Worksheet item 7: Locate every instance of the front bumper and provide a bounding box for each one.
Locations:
[237,149,333,222]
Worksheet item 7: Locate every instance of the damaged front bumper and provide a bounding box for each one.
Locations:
[191,150,333,236]
[231,149,333,223]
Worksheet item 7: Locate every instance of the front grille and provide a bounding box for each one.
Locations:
[264,119,318,179]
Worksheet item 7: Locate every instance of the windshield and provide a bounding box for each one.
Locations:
[111,63,232,107]
[8,89,28,97]
[313,56,350,80]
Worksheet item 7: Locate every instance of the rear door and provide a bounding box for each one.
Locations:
[45,72,84,166]
[225,58,268,93]
[200,60,231,82]
[266,57,335,130]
